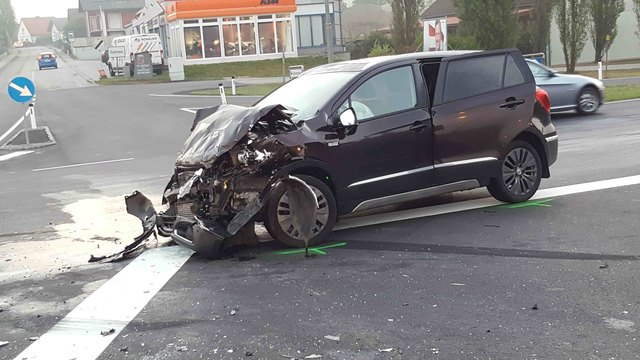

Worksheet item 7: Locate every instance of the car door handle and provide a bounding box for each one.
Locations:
[410,121,430,132]
[500,98,525,109]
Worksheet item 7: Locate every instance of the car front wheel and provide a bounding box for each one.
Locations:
[264,175,337,248]
[577,87,600,115]
[487,140,542,203]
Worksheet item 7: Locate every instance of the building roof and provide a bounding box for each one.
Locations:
[422,0,532,19]
[21,17,56,36]
[79,0,145,12]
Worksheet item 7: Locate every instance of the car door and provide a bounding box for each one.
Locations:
[334,64,434,208]
[527,61,575,111]
[431,51,536,185]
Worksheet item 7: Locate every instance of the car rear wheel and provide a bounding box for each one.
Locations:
[487,140,542,203]
[577,87,600,115]
[264,175,337,248]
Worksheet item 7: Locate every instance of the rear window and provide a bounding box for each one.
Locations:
[41,54,53,59]
[443,54,525,103]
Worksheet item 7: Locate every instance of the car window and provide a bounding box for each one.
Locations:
[444,55,504,102]
[504,54,525,87]
[41,54,52,59]
[342,66,417,122]
[527,61,550,77]
[255,72,357,121]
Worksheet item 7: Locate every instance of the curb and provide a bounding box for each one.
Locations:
[0,126,56,151]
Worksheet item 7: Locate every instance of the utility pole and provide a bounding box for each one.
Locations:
[324,0,334,63]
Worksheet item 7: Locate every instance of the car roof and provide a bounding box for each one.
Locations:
[40,52,54,55]
[304,50,478,75]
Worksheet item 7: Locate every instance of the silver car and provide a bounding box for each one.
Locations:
[526,59,605,115]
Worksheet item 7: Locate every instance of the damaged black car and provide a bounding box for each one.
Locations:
[127,49,558,259]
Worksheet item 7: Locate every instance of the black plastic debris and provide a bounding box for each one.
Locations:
[245,351,254,356]
[120,346,128,352]
[531,304,539,310]
[600,262,609,269]
[101,329,116,336]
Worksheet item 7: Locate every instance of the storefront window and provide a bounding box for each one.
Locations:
[258,22,276,54]
[184,27,203,59]
[203,26,221,58]
[223,24,240,56]
[276,20,293,53]
[239,23,256,55]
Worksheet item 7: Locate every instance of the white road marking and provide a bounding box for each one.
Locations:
[14,246,193,360]
[0,150,34,162]
[180,107,198,114]
[149,93,260,98]
[32,158,135,172]
[0,115,26,144]
[336,174,640,230]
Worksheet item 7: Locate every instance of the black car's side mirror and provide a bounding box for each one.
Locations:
[338,108,357,127]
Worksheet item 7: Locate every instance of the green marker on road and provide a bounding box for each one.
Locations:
[273,242,348,256]
[506,198,553,209]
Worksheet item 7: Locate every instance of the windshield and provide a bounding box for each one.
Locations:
[256,72,357,120]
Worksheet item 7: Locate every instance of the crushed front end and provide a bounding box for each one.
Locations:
[126,104,315,259]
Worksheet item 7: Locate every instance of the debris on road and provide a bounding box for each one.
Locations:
[176,346,188,352]
[387,318,394,322]
[28,337,39,341]
[230,309,237,316]
[245,351,254,356]
[600,262,609,269]
[324,335,340,341]
[305,355,322,359]
[531,304,539,310]
[119,346,128,352]
[0,341,8,348]
[451,283,466,286]
[101,328,116,336]
[379,348,393,352]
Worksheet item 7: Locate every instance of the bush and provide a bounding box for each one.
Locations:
[447,34,481,50]
[349,32,394,59]
[368,41,395,57]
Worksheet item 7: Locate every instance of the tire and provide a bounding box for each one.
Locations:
[576,87,600,115]
[263,175,337,248]
[487,140,542,203]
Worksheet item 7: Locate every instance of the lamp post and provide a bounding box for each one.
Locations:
[324,0,334,63]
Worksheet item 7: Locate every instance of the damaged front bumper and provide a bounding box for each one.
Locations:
[125,175,316,259]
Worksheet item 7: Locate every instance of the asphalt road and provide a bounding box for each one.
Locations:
[1,50,640,360]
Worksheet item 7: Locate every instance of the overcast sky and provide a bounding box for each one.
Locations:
[12,0,79,21]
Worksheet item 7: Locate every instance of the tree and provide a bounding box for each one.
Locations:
[454,0,519,50]
[588,0,625,62]
[633,0,640,40]
[0,0,17,52]
[391,0,421,53]
[64,17,88,39]
[554,0,589,73]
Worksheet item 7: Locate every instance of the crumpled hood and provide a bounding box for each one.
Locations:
[176,104,292,167]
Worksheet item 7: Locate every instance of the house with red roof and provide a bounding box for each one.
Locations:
[18,17,56,44]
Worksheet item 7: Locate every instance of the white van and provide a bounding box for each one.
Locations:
[104,34,164,76]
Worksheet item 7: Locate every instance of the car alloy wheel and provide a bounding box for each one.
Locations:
[264,175,337,248]
[578,89,600,115]
[487,140,542,203]
[502,148,538,196]
[276,185,329,240]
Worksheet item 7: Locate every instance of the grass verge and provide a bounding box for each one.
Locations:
[185,56,327,80]
[98,56,327,85]
[605,85,640,102]
[190,83,281,96]
[576,69,640,79]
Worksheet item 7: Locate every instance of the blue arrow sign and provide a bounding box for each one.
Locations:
[8,77,35,103]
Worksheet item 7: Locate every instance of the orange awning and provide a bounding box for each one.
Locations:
[166,0,297,21]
